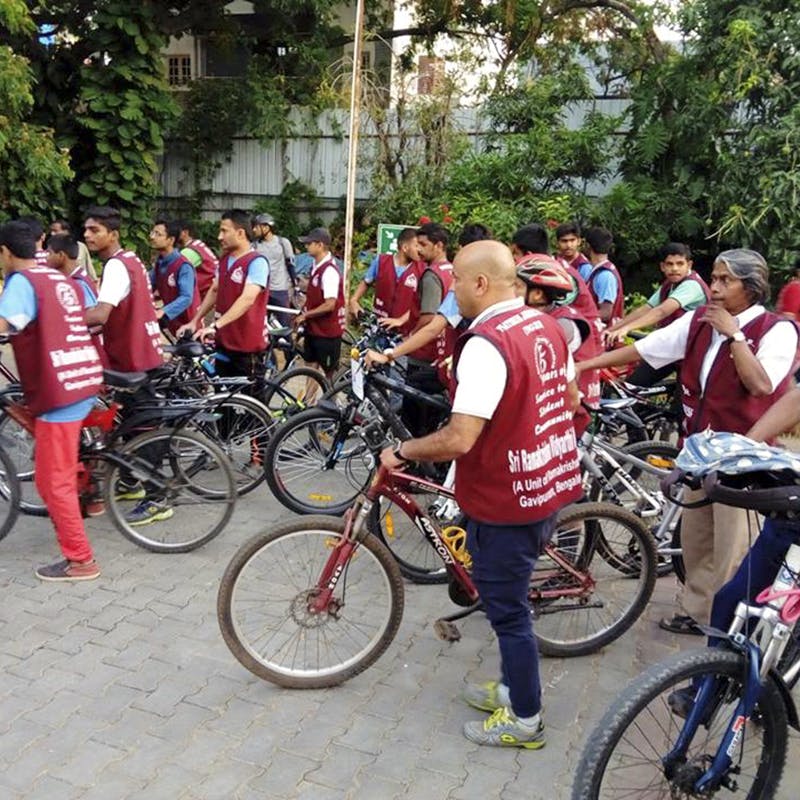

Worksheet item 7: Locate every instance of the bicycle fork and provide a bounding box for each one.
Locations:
[307,498,372,615]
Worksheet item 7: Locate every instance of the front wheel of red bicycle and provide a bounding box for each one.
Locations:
[217,515,405,688]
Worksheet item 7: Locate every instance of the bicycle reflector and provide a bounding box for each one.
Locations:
[350,347,360,359]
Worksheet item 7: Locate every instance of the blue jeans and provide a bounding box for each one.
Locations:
[710,517,800,637]
[466,514,556,718]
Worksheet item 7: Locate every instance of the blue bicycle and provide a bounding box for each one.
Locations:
[573,434,800,799]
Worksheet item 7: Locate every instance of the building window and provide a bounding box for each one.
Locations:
[166,54,193,86]
[417,56,445,95]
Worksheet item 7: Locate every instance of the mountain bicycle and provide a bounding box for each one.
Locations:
[572,447,800,800]
[217,464,656,688]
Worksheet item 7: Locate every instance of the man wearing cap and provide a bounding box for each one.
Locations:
[252,213,296,327]
[294,227,344,385]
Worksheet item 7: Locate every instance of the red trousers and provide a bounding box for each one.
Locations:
[34,418,94,563]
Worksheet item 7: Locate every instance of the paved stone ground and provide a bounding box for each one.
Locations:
[1,490,798,799]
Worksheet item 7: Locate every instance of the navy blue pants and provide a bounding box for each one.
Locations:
[710,517,800,635]
[466,514,556,718]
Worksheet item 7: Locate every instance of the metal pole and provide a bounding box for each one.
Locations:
[343,0,366,310]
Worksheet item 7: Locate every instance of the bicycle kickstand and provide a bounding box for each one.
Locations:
[433,601,483,642]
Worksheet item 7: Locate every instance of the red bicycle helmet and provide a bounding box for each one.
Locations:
[515,254,573,294]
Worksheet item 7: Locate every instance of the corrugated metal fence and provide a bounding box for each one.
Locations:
[158,100,630,216]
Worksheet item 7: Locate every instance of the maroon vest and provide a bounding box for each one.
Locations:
[184,239,219,297]
[657,272,711,328]
[550,304,602,436]
[453,306,582,524]
[412,261,453,362]
[154,254,201,335]
[373,255,423,337]
[586,260,625,324]
[101,250,163,372]
[10,268,103,416]
[216,251,268,352]
[305,258,345,338]
[680,308,799,438]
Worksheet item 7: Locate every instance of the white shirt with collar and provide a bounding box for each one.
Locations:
[452,297,576,419]
[311,255,340,300]
[635,304,798,392]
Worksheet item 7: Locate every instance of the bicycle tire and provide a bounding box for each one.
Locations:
[367,495,451,584]
[671,519,685,583]
[264,407,375,515]
[217,515,404,688]
[572,648,788,799]
[0,444,21,541]
[264,366,331,414]
[588,439,679,578]
[103,428,236,553]
[0,387,47,516]
[193,393,275,496]
[533,502,657,658]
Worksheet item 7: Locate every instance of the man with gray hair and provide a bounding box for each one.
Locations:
[575,248,799,633]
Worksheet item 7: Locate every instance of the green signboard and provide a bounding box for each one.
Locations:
[377,223,411,255]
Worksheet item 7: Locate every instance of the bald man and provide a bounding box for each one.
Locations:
[380,240,582,749]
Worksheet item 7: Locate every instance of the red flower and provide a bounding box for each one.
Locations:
[440,203,450,213]
[443,215,454,224]
[418,215,431,224]
[546,218,560,229]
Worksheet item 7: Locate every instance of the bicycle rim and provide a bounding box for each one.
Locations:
[266,411,375,514]
[574,648,787,799]
[218,522,403,687]
[105,429,236,553]
[533,503,656,657]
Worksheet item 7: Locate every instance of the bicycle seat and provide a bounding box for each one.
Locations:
[103,370,149,391]
[164,340,205,358]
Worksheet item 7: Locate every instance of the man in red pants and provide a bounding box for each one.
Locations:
[0,221,104,581]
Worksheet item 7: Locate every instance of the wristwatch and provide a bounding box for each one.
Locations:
[727,330,746,344]
[392,443,407,462]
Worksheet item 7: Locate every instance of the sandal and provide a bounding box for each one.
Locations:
[659,614,703,636]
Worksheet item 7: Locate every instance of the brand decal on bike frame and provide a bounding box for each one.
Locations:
[725,715,747,758]
[415,515,455,565]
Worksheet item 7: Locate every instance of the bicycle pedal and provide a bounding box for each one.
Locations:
[433,618,461,642]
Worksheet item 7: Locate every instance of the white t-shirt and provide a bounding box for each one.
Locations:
[635,305,798,392]
[312,257,340,300]
[96,258,131,307]
[452,298,576,419]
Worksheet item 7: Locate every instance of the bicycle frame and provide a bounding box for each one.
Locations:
[307,466,600,616]
[663,585,800,793]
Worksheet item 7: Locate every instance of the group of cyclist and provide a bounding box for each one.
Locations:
[3,202,800,754]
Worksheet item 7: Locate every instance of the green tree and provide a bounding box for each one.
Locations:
[0,0,72,218]
[622,1,800,274]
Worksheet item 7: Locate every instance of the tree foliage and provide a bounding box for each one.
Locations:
[0,0,72,219]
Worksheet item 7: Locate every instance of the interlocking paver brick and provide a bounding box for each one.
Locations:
[1,489,798,800]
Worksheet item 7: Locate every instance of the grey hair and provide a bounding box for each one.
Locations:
[715,248,770,304]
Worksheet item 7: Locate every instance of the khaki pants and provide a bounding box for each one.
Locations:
[680,487,761,624]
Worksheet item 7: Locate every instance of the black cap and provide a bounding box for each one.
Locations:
[298,227,331,245]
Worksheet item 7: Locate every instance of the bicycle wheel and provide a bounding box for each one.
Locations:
[532,502,657,657]
[0,444,21,542]
[588,439,678,578]
[264,407,375,515]
[367,494,453,584]
[265,366,330,411]
[103,428,236,553]
[671,519,686,584]
[572,648,787,799]
[217,515,404,688]
[0,388,47,516]
[195,393,275,496]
